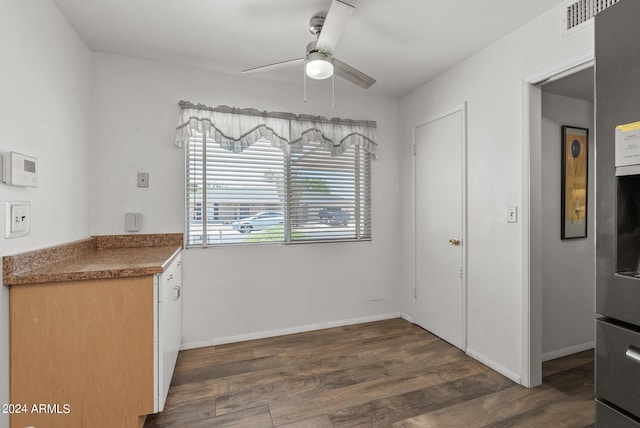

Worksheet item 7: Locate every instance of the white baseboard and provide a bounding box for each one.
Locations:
[542,340,595,362]
[466,347,522,384]
[180,312,403,350]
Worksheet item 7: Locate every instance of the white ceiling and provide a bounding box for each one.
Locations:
[52,0,566,98]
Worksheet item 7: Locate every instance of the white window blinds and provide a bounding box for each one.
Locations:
[177,103,376,247]
[289,140,371,242]
[186,131,286,245]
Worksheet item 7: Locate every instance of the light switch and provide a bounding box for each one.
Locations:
[5,201,30,238]
[137,172,149,188]
[507,206,518,223]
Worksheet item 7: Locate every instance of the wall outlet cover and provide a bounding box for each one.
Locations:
[5,201,30,238]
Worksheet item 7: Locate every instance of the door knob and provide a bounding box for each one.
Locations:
[449,238,460,246]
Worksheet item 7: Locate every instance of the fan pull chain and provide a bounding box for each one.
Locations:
[303,61,307,104]
[332,73,335,108]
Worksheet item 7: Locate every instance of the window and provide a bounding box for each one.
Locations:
[179,105,375,247]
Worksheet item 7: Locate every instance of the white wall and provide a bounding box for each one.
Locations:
[540,92,595,359]
[90,53,403,347]
[399,5,594,382]
[0,1,92,426]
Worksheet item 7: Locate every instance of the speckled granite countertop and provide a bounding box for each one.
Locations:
[3,234,183,285]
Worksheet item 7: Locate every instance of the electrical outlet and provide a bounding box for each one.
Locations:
[5,201,30,238]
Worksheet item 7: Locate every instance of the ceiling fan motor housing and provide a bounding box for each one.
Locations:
[306,41,330,57]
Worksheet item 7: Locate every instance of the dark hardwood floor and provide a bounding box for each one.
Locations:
[144,318,594,427]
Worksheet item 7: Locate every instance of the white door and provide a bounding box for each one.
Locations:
[415,107,465,350]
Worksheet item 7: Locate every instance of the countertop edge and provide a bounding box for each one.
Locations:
[161,247,183,271]
[4,234,183,286]
[4,267,166,286]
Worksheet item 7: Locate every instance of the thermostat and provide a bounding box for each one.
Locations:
[2,151,38,187]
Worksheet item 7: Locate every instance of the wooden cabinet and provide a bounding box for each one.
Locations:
[9,252,183,428]
[10,276,154,428]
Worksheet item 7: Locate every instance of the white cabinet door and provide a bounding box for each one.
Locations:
[157,252,183,412]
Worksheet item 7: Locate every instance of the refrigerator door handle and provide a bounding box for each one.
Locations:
[625,346,640,365]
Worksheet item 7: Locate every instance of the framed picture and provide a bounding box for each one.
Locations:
[561,125,589,239]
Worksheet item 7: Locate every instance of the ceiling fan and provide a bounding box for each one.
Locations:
[242,0,375,89]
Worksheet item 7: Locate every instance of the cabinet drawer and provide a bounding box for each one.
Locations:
[164,254,182,284]
[162,253,182,301]
[597,400,640,427]
[596,319,640,417]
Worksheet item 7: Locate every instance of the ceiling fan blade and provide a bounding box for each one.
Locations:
[315,0,355,55]
[242,58,305,74]
[333,58,375,89]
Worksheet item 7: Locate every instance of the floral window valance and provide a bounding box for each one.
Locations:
[174,101,378,159]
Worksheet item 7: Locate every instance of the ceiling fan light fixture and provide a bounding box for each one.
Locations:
[306,51,334,80]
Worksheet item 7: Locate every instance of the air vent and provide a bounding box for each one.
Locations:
[566,0,619,30]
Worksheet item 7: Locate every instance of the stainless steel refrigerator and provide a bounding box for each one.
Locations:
[595,0,640,426]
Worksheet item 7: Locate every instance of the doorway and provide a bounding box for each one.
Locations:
[539,68,595,363]
[525,58,595,387]
[414,104,467,350]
